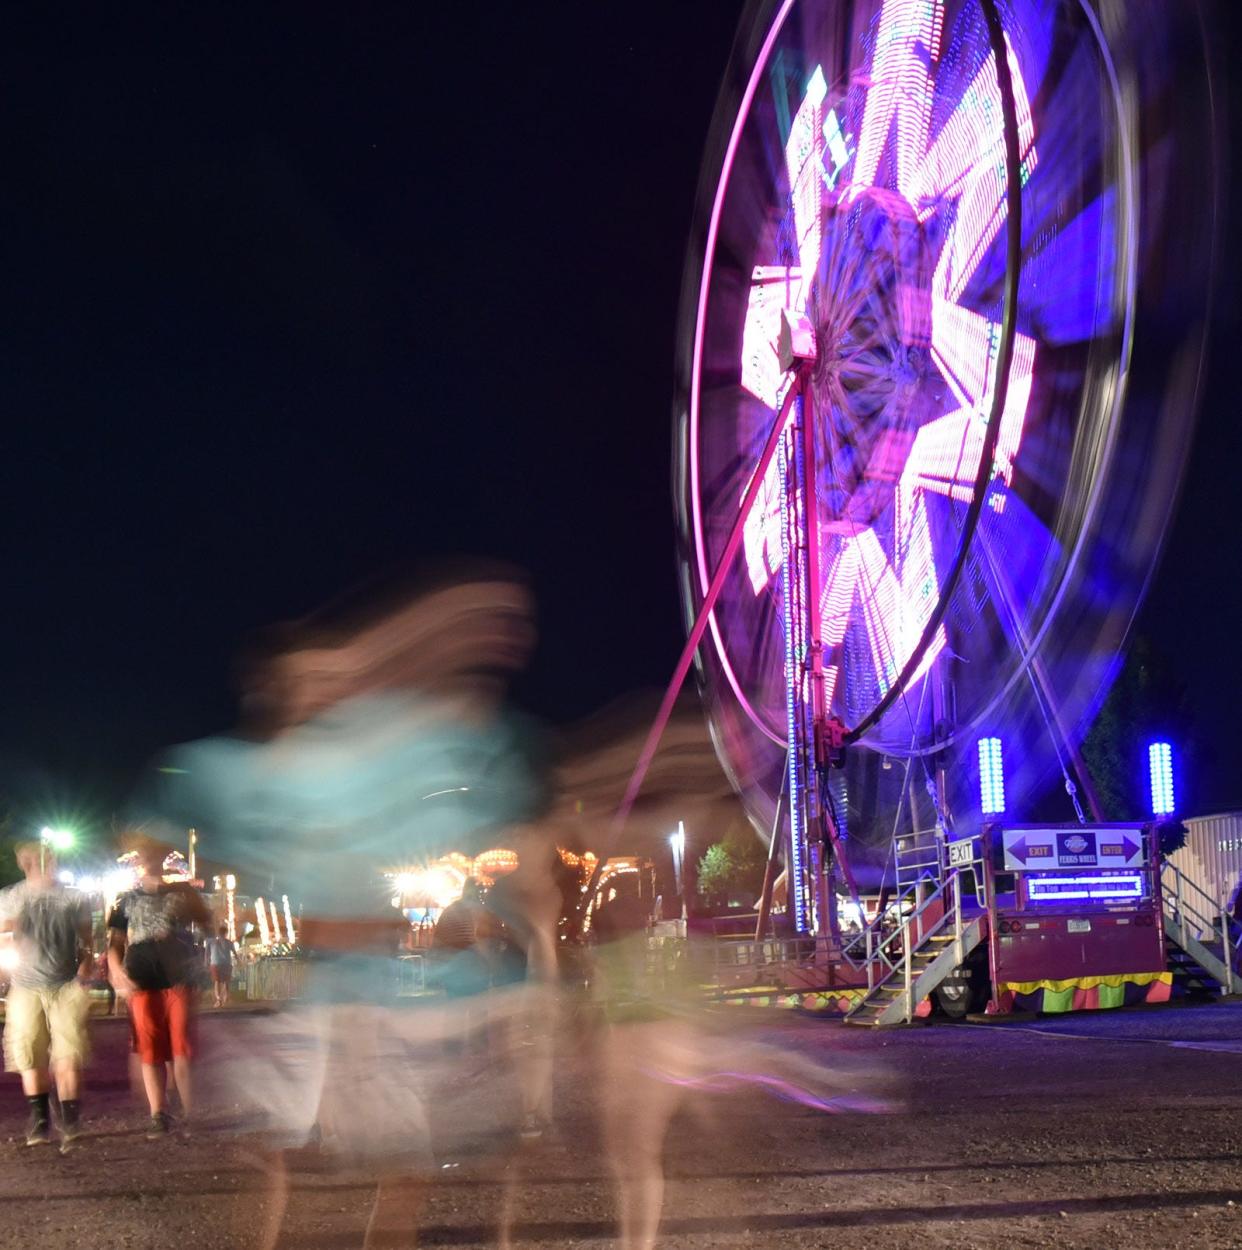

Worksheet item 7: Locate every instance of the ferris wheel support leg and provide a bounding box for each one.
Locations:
[800,380,826,733]
[754,771,787,943]
[610,379,803,834]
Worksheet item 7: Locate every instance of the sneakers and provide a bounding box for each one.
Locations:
[146,1110,171,1139]
[519,1113,549,1141]
[59,1100,82,1145]
[25,1117,51,1147]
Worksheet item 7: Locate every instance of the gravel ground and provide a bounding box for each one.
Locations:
[0,1000,1240,1249]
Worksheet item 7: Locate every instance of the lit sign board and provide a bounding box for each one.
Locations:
[1001,827,1146,873]
[1026,873,1146,903]
[948,837,978,868]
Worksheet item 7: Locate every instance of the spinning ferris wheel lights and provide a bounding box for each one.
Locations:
[666,0,1213,925]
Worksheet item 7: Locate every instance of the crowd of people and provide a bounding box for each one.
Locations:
[0,571,888,1248]
[0,837,240,1147]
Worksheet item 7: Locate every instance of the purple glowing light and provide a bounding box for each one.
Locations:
[733,0,1038,723]
[644,1067,892,1116]
[689,0,799,747]
[922,37,1037,304]
[849,0,944,205]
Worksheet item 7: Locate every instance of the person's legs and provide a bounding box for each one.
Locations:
[53,1061,81,1101]
[166,986,195,1117]
[600,1019,687,1250]
[364,1174,425,1249]
[48,980,90,1139]
[5,987,53,1144]
[140,1063,166,1114]
[20,1067,50,1095]
[129,990,171,1124]
[254,1150,290,1250]
[171,1056,192,1116]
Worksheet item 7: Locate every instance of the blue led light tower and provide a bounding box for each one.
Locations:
[978,737,1006,815]
[1148,741,1175,816]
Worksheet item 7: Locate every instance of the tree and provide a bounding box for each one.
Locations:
[695,820,768,903]
[721,820,768,896]
[695,843,734,898]
[1080,635,1194,820]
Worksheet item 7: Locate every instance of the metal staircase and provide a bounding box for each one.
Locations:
[1162,861,1239,997]
[842,863,987,1026]
[893,825,944,891]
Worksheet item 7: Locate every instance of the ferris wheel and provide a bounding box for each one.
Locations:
[672,0,1215,923]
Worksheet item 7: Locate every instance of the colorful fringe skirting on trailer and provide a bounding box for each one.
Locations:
[991,970,1172,1015]
[720,987,933,1016]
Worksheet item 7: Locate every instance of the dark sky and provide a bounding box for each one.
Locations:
[0,3,1237,828]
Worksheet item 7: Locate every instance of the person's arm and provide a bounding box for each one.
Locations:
[105,903,136,998]
[0,886,17,935]
[75,902,93,980]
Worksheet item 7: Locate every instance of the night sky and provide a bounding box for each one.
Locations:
[0,3,1237,832]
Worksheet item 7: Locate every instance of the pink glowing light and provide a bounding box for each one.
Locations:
[645,1067,893,1115]
[921,37,1037,303]
[849,0,944,204]
[786,66,828,286]
[689,0,799,748]
[742,267,804,410]
[724,0,1038,726]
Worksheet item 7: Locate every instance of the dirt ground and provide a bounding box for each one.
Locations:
[0,999,1240,1249]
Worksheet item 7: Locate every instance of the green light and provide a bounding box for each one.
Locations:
[40,827,75,851]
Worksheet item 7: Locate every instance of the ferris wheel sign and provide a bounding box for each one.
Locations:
[1000,827,1147,873]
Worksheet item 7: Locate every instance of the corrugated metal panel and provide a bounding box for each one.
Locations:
[1173,812,1242,908]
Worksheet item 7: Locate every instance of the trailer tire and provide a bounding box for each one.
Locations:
[933,979,972,1018]
[934,961,989,1018]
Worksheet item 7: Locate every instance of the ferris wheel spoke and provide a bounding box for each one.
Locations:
[922,39,1038,303]
[741,266,804,407]
[785,66,828,285]
[930,297,1035,429]
[848,0,942,205]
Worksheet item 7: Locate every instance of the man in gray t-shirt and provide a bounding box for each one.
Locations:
[0,844,92,1147]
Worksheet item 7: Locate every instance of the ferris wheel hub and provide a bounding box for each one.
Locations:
[803,190,943,531]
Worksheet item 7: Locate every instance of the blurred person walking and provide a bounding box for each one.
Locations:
[132,567,550,1248]
[430,879,492,1001]
[106,844,210,1136]
[204,924,235,1008]
[0,843,93,1147]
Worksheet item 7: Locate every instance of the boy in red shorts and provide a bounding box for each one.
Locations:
[107,845,210,1137]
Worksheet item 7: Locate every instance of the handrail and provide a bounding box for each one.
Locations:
[861,871,958,1017]
[840,876,924,971]
[1162,860,1239,994]
[1163,861,1239,936]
